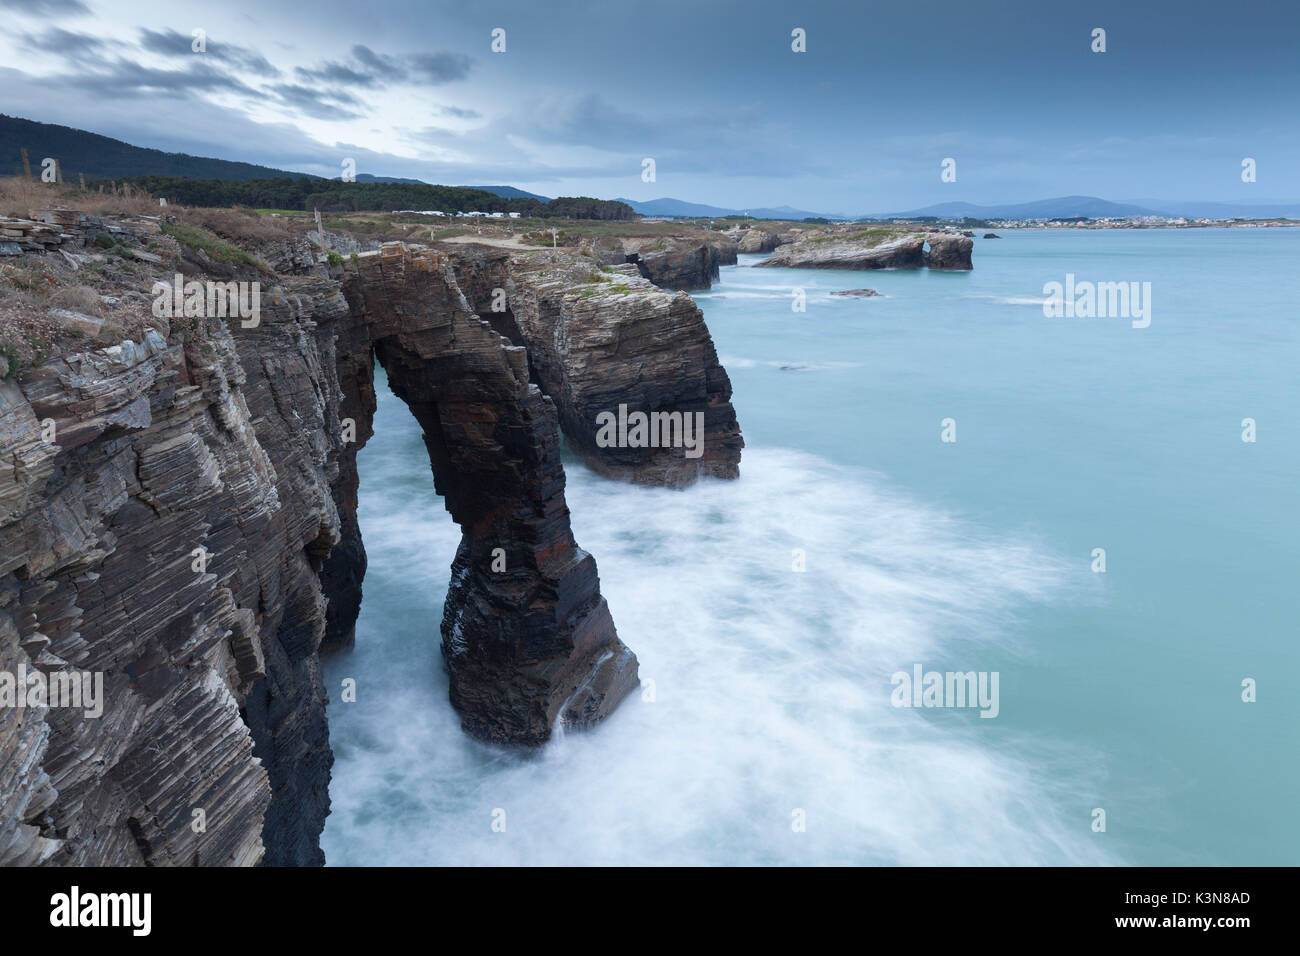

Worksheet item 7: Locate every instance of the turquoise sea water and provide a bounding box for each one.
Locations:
[322,229,1298,866]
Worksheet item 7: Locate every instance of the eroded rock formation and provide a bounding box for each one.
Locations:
[336,245,639,742]
[569,235,737,292]
[922,234,975,270]
[1,286,341,866]
[1,227,665,867]
[737,228,782,253]
[445,244,743,486]
[756,230,973,270]
[619,237,735,291]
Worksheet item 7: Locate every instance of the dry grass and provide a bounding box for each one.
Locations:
[46,284,105,316]
[176,206,292,245]
[0,177,288,253]
[0,176,164,219]
[0,250,157,379]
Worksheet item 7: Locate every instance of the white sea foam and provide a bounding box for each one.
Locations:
[962,293,1052,306]
[322,383,1115,866]
[717,355,861,372]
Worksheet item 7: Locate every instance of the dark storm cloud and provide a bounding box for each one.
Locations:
[0,0,89,13]
[60,57,261,99]
[295,60,384,88]
[436,105,480,119]
[295,45,469,88]
[351,45,406,82]
[268,83,367,121]
[408,52,472,84]
[295,45,406,87]
[137,28,283,78]
[22,28,105,53]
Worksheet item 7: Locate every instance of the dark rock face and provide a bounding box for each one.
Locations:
[338,245,639,744]
[0,287,346,866]
[573,236,736,291]
[922,235,974,270]
[1,235,645,866]
[622,238,724,291]
[984,233,1001,239]
[712,238,739,266]
[446,245,743,487]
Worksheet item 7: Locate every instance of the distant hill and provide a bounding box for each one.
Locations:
[95,174,636,218]
[466,185,551,202]
[875,196,1168,220]
[0,114,316,182]
[744,204,840,221]
[615,197,833,220]
[616,197,736,218]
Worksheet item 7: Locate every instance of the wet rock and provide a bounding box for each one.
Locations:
[1,226,747,865]
[923,234,974,270]
[339,245,640,745]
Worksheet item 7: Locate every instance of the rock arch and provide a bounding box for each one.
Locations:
[322,244,638,744]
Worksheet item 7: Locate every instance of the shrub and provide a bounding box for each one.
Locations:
[48,284,105,316]
[161,222,268,270]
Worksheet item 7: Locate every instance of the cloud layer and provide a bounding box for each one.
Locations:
[1,0,1296,211]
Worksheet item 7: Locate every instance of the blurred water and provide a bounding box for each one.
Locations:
[322,229,1298,865]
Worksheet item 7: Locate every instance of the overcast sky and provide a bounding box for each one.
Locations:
[1,0,1297,213]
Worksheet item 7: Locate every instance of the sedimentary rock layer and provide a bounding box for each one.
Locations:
[922,234,975,270]
[737,228,782,253]
[619,237,736,291]
[1,286,343,866]
[337,245,639,742]
[756,230,973,270]
[446,244,743,487]
[1,230,644,867]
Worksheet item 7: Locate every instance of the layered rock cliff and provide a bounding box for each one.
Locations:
[737,228,782,253]
[445,244,743,487]
[756,230,973,270]
[1,209,755,865]
[1,281,341,866]
[922,234,976,270]
[552,234,738,293]
[335,245,639,742]
[0,197,753,866]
